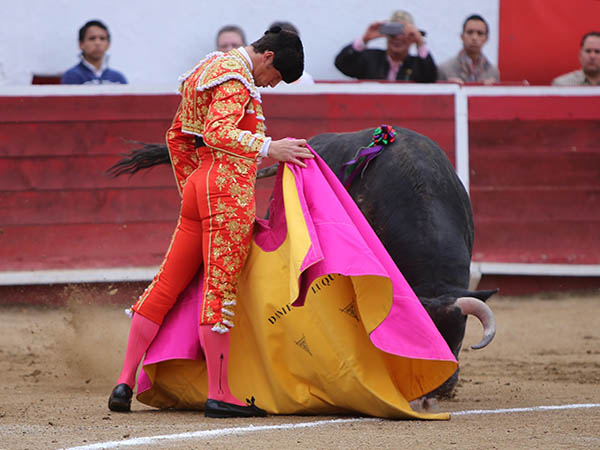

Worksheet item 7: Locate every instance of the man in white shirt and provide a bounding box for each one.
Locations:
[552,31,600,86]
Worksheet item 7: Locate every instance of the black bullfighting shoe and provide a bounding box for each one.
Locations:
[108,383,133,412]
[204,396,268,418]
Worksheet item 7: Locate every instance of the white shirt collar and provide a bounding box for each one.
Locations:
[80,53,108,77]
[237,47,253,71]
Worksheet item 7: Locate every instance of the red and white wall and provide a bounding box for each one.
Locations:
[2,0,500,85]
[1,83,599,295]
[3,1,597,86]
[498,0,600,85]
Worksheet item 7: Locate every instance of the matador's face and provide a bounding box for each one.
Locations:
[253,51,283,88]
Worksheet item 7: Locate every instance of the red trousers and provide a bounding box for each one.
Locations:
[132,149,257,329]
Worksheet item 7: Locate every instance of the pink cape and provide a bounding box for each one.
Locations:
[136,149,457,419]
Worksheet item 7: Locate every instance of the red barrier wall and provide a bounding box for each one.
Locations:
[1,94,179,271]
[468,95,600,267]
[1,89,598,295]
[0,92,454,272]
[498,0,600,85]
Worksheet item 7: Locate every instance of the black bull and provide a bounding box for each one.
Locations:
[109,126,497,398]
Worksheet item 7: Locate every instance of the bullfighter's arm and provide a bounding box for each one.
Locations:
[202,79,268,161]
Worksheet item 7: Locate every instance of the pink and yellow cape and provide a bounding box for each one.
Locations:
[136,150,457,419]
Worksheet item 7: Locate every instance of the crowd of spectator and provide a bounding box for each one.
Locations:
[52,14,600,87]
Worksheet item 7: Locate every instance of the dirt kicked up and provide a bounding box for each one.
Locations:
[0,289,598,450]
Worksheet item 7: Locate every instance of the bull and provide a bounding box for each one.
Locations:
[109,126,497,398]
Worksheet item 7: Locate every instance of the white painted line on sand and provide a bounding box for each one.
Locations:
[453,402,600,416]
[62,418,379,450]
[63,403,600,450]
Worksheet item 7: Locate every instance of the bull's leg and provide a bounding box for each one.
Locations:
[409,397,440,413]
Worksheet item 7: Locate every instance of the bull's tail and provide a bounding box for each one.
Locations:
[107,142,280,179]
[106,142,170,177]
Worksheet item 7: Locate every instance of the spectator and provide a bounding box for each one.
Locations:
[334,10,437,83]
[61,20,127,85]
[438,14,499,84]
[552,32,600,86]
[216,25,246,52]
[269,21,315,84]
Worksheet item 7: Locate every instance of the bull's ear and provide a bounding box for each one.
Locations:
[471,288,499,302]
[455,288,498,302]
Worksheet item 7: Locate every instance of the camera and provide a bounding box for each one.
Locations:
[379,22,405,36]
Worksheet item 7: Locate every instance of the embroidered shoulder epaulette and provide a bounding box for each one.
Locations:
[178,50,262,137]
[191,50,260,102]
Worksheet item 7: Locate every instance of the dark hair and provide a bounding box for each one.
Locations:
[462,14,489,35]
[581,31,600,47]
[216,25,247,46]
[79,20,110,42]
[251,26,304,83]
[269,21,299,36]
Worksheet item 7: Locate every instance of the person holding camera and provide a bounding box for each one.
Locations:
[334,10,437,83]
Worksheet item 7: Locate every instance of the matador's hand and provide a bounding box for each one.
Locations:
[268,138,314,168]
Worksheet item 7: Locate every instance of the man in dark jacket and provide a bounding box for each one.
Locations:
[334,10,437,83]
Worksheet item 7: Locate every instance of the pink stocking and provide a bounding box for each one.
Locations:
[116,313,160,389]
[198,325,245,406]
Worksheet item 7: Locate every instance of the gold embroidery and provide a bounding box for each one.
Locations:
[215,175,227,189]
[171,52,263,325]
[229,183,242,197]
[205,305,215,320]
[221,59,241,70]
[226,220,240,234]
[234,161,249,175]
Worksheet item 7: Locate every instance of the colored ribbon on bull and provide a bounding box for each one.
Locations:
[339,125,397,189]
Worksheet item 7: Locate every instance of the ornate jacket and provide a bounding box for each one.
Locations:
[166,49,268,195]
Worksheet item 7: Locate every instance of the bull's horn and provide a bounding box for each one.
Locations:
[455,296,496,350]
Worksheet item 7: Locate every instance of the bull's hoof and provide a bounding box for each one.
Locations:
[409,397,440,413]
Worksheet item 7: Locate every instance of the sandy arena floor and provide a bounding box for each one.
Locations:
[0,288,598,449]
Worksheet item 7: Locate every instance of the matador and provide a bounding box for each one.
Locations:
[108,26,313,418]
